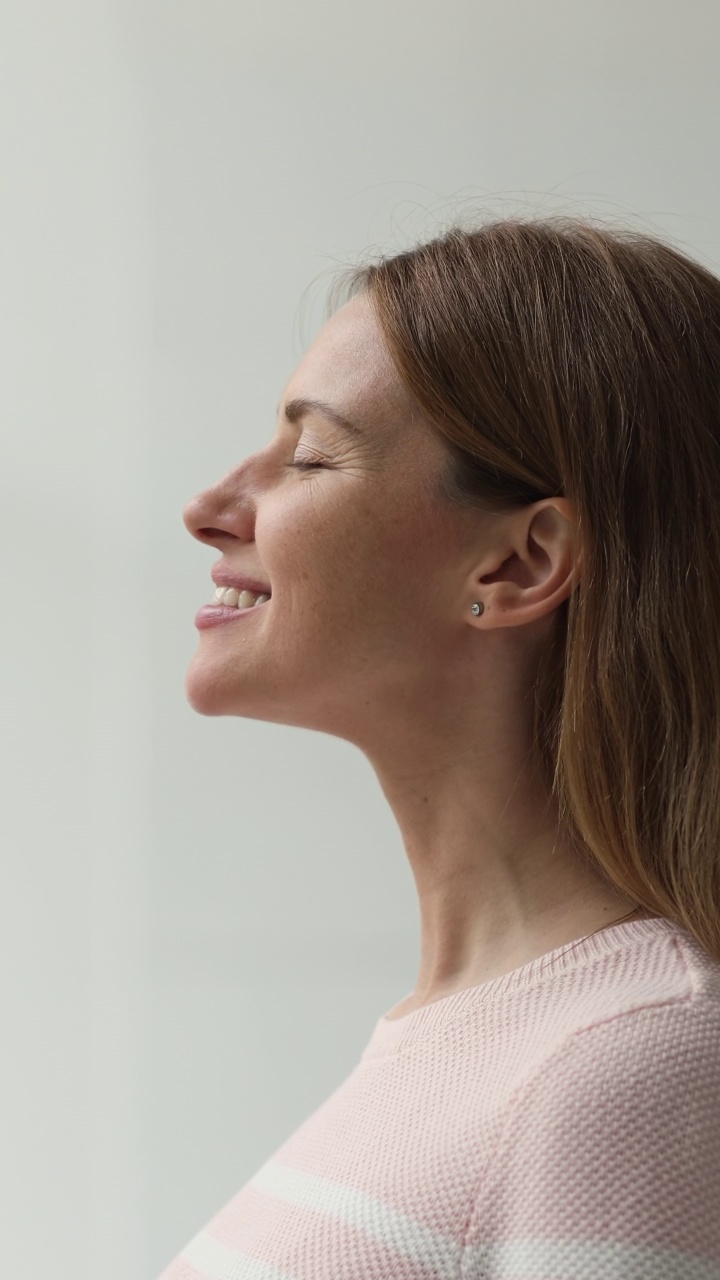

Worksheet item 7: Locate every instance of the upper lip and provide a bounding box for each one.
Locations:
[211,565,272,596]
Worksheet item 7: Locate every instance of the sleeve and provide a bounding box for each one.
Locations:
[460,1003,720,1280]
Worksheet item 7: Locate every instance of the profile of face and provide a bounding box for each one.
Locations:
[183,292,552,750]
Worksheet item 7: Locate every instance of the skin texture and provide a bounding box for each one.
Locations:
[183,292,654,1019]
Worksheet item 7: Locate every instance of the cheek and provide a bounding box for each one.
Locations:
[258,483,444,618]
[261,486,368,570]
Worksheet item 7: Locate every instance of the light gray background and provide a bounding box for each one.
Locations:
[2,2,719,1276]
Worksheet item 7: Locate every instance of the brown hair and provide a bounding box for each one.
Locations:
[325,216,720,964]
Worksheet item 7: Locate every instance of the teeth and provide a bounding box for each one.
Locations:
[212,586,271,609]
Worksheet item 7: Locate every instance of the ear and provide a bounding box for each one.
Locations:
[467,498,582,629]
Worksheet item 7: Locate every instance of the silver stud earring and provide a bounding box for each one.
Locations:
[471,602,484,616]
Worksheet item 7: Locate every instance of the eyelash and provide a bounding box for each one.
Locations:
[289,458,327,470]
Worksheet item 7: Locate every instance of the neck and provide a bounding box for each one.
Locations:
[366,734,643,1010]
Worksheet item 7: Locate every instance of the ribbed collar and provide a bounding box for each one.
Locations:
[361,916,680,1060]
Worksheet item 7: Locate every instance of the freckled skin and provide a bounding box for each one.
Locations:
[183,293,481,741]
[183,293,655,1014]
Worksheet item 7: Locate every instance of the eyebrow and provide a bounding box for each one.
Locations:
[277,396,363,436]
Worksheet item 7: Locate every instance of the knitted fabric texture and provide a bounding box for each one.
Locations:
[157,917,720,1279]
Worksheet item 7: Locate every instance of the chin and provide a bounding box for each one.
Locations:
[183,667,236,716]
[183,666,283,722]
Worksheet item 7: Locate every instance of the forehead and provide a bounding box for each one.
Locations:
[280,293,418,430]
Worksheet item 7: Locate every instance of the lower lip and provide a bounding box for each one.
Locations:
[194,601,270,630]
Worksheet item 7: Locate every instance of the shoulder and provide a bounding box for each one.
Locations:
[460,999,720,1278]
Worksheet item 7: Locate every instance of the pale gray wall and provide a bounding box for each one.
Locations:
[2,2,719,1276]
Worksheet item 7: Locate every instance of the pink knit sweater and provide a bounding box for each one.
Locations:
[157,916,720,1278]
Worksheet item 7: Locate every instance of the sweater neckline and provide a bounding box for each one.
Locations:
[362,915,677,1060]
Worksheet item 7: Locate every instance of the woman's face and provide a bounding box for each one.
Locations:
[183,291,487,743]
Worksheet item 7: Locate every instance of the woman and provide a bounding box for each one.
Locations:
[161,217,720,1278]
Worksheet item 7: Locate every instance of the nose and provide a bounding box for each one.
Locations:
[182,462,257,548]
